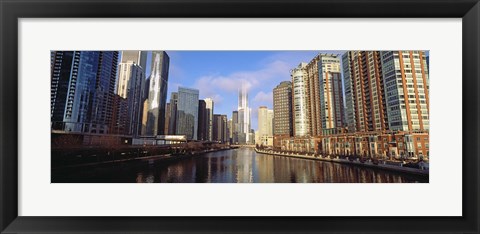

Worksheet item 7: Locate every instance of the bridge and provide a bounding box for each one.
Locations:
[235,144,256,148]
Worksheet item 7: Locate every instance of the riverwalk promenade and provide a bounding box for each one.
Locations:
[254,148,429,176]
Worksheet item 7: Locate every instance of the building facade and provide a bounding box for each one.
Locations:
[167,92,178,135]
[213,114,228,143]
[164,102,171,135]
[197,100,208,141]
[143,51,170,136]
[51,51,119,134]
[273,81,293,136]
[273,81,293,150]
[232,110,239,144]
[257,106,274,146]
[343,51,429,133]
[176,87,199,140]
[125,63,144,137]
[110,94,128,135]
[343,51,389,133]
[204,98,214,141]
[120,50,148,69]
[291,63,310,137]
[380,51,430,131]
[317,54,345,131]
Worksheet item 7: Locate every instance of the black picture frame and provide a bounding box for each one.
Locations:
[1,0,479,233]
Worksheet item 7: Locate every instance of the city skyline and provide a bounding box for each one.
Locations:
[160,51,334,130]
[51,50,430,183]
[52,50,430,136]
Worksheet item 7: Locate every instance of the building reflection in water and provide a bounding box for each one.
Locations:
[127,148,426,183]
[53,148,427,183]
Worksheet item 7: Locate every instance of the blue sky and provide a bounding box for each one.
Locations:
[164,51,347,130]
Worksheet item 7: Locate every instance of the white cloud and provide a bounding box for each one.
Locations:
[193,60,290,99]
[253,91,273,104]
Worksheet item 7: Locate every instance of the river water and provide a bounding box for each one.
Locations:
[53,148,428,183]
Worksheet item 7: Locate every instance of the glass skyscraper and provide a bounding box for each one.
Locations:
[143,51,170,136]
[51,51,119,134]
[176,87,200,140]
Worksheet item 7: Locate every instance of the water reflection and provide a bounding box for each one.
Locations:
[134,148,426,183]
[53,148,427,183]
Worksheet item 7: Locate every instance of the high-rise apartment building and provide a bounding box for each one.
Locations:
[317,54,345,132]
[176,87,199,140]
[143,51,170,136]
[343,51,388,133]
[204,98,214,141]
[291,63,309,137]
[51,51,119,134]
[197,100,208,141]
[380,51,429,131]
[273,81,293,137]
[290,54,344,137]
[305,56,321,136]
[343,51,429,133]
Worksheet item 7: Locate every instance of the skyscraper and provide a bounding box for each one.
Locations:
[222,115,229,143]
[257,106,274,146]
[232,110,239,144]
[197,100,207,141]
[238,82,251,144]
[125,63,144,137]
[213,114,228,143]
[380,51,429,131]
[343,51,388,133]
[51,51,119,134]
[116,54,146,137]
[165,102,171,135]
[273,81,293,137]
[120,51,149,135]
[317,54,345,132]
[227,119,233,144]
[167,92,178,135]
[291,63,309,137]
[143,51,170,136]
[176,87,199,140]
[110,94,128,135]
[342,51,429,133]
[121,51,147,68]
[204,98,214,141]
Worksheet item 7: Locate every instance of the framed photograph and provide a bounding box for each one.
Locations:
[1,0,478,233]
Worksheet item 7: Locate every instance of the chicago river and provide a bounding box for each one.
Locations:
[52,148,427,183]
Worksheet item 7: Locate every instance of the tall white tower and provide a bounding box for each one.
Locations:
[291,63,309,136]
[238,82,251,144]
